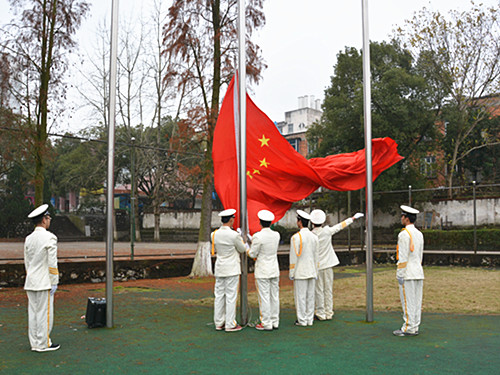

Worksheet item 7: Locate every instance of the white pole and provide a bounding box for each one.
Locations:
[237,0,248,325]
[361,0,374,323]
[106,0,119,328]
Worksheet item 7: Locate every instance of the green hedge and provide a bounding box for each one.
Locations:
[421,229,500,250]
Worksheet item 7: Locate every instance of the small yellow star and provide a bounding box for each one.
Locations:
[246,171,253,179]
[259,158,270,168]
[259,135,270,147]
[252,169,261,175]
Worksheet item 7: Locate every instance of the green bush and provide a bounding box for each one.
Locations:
[422,229,500,250]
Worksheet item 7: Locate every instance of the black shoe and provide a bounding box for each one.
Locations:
[294,320,306,327]
[33,344,60,352]
[314,315,326,321]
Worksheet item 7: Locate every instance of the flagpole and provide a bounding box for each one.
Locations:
[106,0,119,328]
[237,0,248,325]
[361,0,374,323]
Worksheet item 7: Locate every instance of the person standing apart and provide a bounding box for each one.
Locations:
[247,210,280,331]
[24,204,60,352]
[310,209,364,321]
[211,208,247,332]
[289,210,319,326]
[393,205,424,336]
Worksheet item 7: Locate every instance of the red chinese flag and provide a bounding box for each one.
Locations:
[213,77,403,234]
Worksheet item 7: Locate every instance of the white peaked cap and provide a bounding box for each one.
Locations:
[310,209,326,225]
[28,204,49,219]
[400,205,419,215]
[257,209,274,222]
[296,209,311,221]
[218,208,236,217]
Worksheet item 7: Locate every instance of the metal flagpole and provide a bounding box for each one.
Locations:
[237,0,248,325]
[106,0,119,328]
[361,0,374,323]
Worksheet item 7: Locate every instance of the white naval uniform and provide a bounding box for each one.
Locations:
[248,227,281,330]
[313,217,354,320]
[289,228,319,326]
[211,226,246,330]
[24,227,59,350]
[396,224,424,334]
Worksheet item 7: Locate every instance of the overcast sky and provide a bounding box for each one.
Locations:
[1,0,498,129]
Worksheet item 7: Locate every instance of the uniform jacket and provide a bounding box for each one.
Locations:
[312,217,353,270]
[289,228,319,280]
[247,227,280,279]
[396,224,424,280]
[211,226,246,277]
[24,227,59,291]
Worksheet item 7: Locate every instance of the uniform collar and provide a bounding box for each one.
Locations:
[405,224,415,229]
[34,226,47,232]
[219,225,231,230]
[300,227,310,233]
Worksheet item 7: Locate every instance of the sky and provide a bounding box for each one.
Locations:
[1,0,498,130]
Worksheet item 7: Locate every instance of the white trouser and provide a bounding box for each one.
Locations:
[399,279,423,334]
[315,267,334,320]
[294,278,316,326]
[255,277,280,329]
[214,275,240,330]
[26,290,54,350]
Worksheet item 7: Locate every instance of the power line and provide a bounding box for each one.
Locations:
[0,126,203,157]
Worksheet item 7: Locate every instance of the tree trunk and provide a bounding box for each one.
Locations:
[190,175,214,277]
[154,196,160,242]
[134,197,141,242]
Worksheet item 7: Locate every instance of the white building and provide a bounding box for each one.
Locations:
[275,95,322,157]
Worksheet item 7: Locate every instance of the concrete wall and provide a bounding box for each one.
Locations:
[143,198,500,230]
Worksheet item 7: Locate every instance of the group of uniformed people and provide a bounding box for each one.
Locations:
[210,205,424,336]
[23,202,424,352]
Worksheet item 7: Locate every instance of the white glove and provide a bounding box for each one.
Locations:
[50,285,58,295]
[397,277,404,286]
[289,275,294,281]
[353,212,364,220]
[247,232,253,241]
[244,243,250,251]
[236,228,242,235]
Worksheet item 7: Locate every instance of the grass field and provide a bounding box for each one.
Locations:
[188,265,500,315]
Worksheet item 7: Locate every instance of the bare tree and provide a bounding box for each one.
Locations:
[163,0,266,276]
[1,0,90,205]
[397,2,500,196]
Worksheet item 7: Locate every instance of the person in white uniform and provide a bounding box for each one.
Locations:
[289,210,319,326]
[393,205,424,337]
[247,209,280,331]
[310,209,364,321]
[24,204,60,352]
[211,208,247,332]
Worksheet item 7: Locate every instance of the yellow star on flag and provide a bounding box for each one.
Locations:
[259,158,270,168]
[252,169,261,175]
[258,135,270,147]
[246,171,253,179]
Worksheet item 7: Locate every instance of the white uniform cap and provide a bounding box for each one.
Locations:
[257,209,274,222]
[400,205,419,215]
[296,209,311,221]
[218,208,236,217]
[310,209,326,225]
[28,204,49,219]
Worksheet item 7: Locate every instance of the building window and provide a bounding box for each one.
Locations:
[288,138,300,152]
[277,125,283,134]
[288,123,293,134]
[421,155,437,178]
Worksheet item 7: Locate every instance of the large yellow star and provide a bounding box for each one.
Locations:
[258,135,270,147]
[259,158,270,168]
